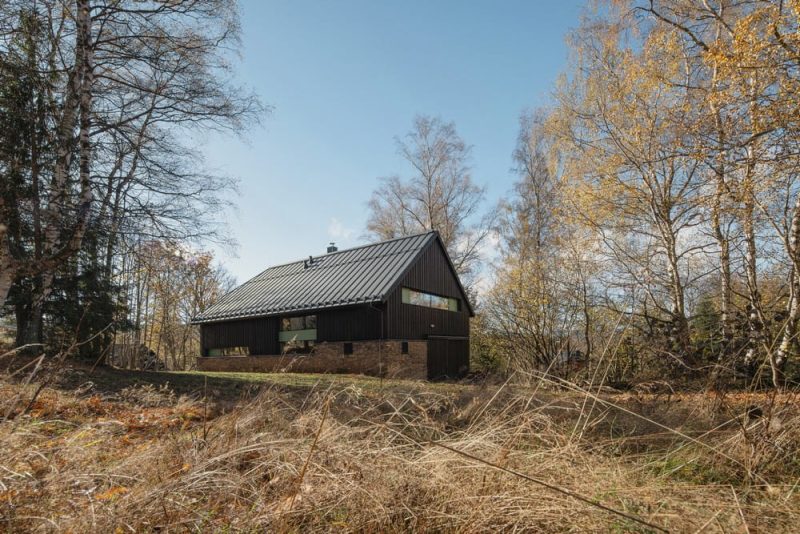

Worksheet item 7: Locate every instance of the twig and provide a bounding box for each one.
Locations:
[429,440,669,533]
[0,344,45,361]
[784,476,800,502]
[730,485,750,534]
[2,354,46,422]
[692,510,722,534]
[89,336,114,373]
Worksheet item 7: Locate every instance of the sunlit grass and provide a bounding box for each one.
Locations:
[1,366,797,532]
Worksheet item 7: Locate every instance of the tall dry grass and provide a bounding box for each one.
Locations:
[0,370,798,532]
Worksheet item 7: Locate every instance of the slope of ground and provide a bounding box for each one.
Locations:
[0,365,798,532]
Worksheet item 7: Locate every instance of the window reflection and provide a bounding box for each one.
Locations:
[401,288,459,312]
[280,315,317,331]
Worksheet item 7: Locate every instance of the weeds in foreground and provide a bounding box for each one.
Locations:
[0,368,798,532]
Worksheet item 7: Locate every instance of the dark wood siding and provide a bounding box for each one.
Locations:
[385,240,470,340]
[200,305,384,356]
[428,337,470,379]
[200,317,279,356]
[316,305,384,341]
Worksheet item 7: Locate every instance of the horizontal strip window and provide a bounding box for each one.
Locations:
[401,287,459,312]
[208,346,249,357]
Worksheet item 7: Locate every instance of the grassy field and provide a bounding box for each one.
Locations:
[1,364,799,532]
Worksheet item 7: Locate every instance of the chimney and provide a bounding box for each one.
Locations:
[327,242,338,253]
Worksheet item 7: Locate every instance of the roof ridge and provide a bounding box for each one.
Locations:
[321,230,436,258]
[246,246,426,284]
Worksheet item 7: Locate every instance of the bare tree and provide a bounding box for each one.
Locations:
[0,1,94,313]
[110,241,234,370]
[488,110,591,370]
[634,0,800,385]
[0,0,263,347]
[366,115,494,288]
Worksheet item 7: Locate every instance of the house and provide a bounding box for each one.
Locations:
[192,231,473,379]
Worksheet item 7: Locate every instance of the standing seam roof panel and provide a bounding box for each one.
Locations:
[192,232,438,323]
[350,240,417,300]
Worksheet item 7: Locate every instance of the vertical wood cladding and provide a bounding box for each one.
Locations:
[427,337,470,379]
[316,305,384,341]
[201,305,384,355]
[386,240,470,340]
[200,317,279,356]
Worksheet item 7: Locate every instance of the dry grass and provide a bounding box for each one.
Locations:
[0,367,798,533]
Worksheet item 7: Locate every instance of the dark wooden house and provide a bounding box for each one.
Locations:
[192,231,473,379]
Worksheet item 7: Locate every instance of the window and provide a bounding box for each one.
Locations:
[281,315,316,331]
[343,342,353,355]
[279,315,317,355]
[401,288,459,312]
[208,346,249,357]
[401,341,409,354]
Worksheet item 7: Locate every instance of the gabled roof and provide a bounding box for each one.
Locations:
[192,231,472,324]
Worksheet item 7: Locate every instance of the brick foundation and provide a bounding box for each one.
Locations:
[196,340,428,379]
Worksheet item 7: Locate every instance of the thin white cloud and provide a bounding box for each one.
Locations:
[327,217,355,242]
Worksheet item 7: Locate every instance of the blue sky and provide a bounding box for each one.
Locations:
[203,0,584,283]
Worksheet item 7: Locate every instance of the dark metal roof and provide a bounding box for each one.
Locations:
[192,232,440,324]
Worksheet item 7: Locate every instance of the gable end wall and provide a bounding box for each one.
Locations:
[386,240,470,340]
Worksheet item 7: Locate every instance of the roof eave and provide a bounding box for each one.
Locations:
[190,297,385,325]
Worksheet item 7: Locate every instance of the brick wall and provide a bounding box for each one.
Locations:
[196,339,428,380]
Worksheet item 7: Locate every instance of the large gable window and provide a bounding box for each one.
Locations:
[401,288,459,312]
[279,315,317,354]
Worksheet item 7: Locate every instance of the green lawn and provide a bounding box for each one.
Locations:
[57,365,477,403]
[174,369,471,390]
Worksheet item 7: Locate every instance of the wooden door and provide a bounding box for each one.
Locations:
[427,337,469,380]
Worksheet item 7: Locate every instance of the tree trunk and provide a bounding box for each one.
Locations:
[774,270,795,388]
[709,40,733,365]
[7,0,95,340]
[773,193,800,388]
[21,270,58,347]
[664,229,691,359]
[742,191,767,373]
[711,171,733,385]
[0,261,12,309]
[0,219,13,307]
[581,276,592,361]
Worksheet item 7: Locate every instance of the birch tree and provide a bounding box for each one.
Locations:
[0,1,94,314]
[0,0,262,347]
[488,110,591,370]
[632,0,800,385]
[553,17,712,366]
[366,115,494,289]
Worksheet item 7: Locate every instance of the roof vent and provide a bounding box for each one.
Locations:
[304,255,314,269]
[327,242,338,253]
